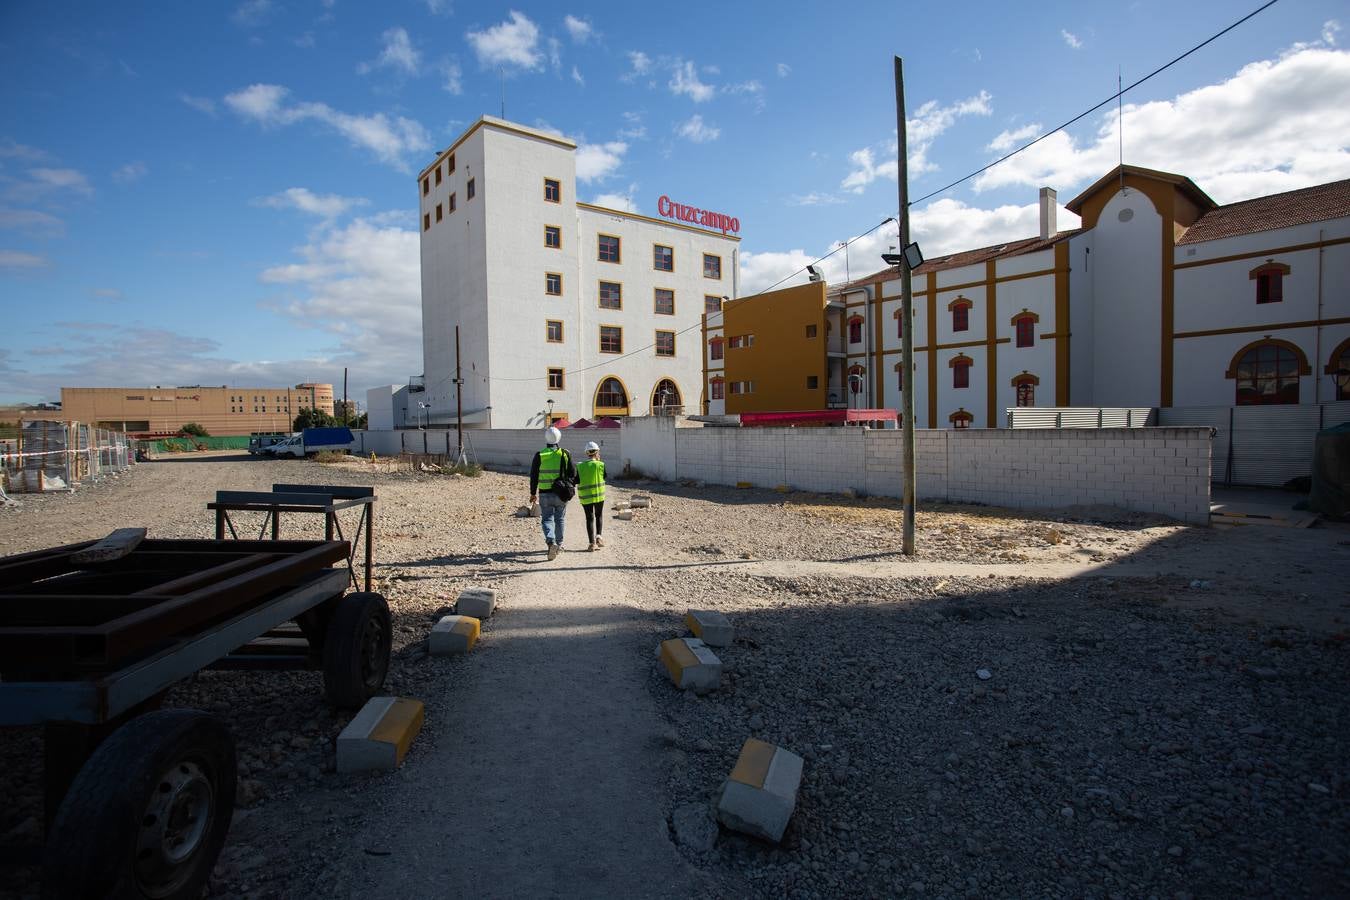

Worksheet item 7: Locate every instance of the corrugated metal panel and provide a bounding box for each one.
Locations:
[1007,408,1155,428]
[1162,403,1350,487]
[1006,409,1060,428]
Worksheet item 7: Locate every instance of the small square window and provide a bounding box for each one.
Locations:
[805,324,818,339]
[546,320,564,343]
[705,295,722,314]
[953,306,970,332]
[449,193,456,213]
[600,325,622,354]
[423,212,431,231]
[656,330,675,357]
[448,153,455,173]
[547,367,565,390]
[599,281,622,310]
[435,203,443,222]
[654,244,673,272]
[434,165,442,186]
[598,234,621,263]
[709,338,724,360]
[703,253,721,279]
[654,288,674,315]
[1015,317,1034,348]
[545,273,562,295]
[467,178,476,200]
[807,375,819,389]
[421,177,429,196]
[544,178,561,202]
[545,226,561,249]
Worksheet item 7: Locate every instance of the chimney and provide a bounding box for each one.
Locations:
[1039,187,1057,241]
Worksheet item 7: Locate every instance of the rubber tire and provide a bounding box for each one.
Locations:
[322,591,392,709]
[41,709,236,900]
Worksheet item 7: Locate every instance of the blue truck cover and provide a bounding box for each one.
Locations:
[301,427,354,447]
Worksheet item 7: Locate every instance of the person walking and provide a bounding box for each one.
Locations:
[577,440,607,551]
[529,426,577,560]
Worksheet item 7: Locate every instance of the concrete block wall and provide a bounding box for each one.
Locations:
[350,428,622,471]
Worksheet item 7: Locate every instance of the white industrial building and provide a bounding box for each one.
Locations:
[416,116,741,429]
[823,165,1350,427]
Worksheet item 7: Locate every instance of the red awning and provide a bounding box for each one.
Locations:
[570,418,593,428]
[551,417,572,429]
[739,409,898,427]
[594,417,622,429]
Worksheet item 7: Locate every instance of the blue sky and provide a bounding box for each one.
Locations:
[2,0,1347,404]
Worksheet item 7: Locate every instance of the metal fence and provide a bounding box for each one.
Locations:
[1006,407,1156,428]
[1,420,135,493]
[1159,402,1350,487]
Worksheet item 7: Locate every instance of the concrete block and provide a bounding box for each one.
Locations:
[630,494,652,508]
[430,614,480,655]
[336,696,424,773]
[685,609,733,648]
[615,510,635,521]
[659,637,722,693]
[717,738,804,843]
[456,587,497,619]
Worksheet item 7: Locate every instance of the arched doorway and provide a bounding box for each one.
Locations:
[593,376,630,417]
[651,378,682,415]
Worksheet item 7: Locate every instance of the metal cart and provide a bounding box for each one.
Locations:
[0,530,391,899]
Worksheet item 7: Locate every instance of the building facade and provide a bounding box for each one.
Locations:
[54,383,334,435]
[705,167,1350,427]
[418,116,741,429]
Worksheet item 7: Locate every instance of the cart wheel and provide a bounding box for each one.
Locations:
[323,591,392,708]
[42,709,236,900]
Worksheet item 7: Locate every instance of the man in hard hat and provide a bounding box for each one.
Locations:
[577,440,607,551]
[529,426,578,560]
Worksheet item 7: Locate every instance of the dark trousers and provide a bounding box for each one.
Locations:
[582,501,604,543]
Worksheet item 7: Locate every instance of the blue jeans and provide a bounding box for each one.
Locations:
[539,492,567,547]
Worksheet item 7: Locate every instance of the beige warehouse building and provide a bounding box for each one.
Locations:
[54,384,334,436]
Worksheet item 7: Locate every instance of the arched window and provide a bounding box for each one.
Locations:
[950,354,973,389]
[949,296,972,333]
[949,409,973,430]
[1227,340,1308,405]
[1012,372,1039,407]
[848,364,866,395]
[1012,310,1039,348]
[1250,260,1290,304]
[594,377,629,414]
[709,337,724,361]
[848,315,864,344]
[1325,338,1350,402]
[652,379,681,412]
[710,377,725,401]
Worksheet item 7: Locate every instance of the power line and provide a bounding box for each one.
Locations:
[909,0,1281,207]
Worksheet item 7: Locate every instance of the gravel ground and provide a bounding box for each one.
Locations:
[1,452,1347,898]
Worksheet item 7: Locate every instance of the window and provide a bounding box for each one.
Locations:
[598,234,621,263]
[848,315,864,344]
[951,355,972,389]
[653,379,682,411]
[600,325,623,354]
[705,295,723,314]
[599,281,622,310]
[805,324,818,339]
[807,375,819,389]
[1015,316,1035,348]
[953,305,970,332]
[1013,374,1038,407]
[547,368,565,390]
[1232,341,1303,405]
[466,178,476,200]
[710,378,725,400]
[655,330,675,357]
[895,362,905,391]
[434,165,442,186]
[728,381,755,395]
[545,225,561,249]
[545,273,562,296]
[423,212,431,231]
[448,153,455,172]
[421,176,429,196]
[709,338,724,361]
[1329,340,1350,402]
[728,335,743,349]
[654,288,675,315]
[703,253,722,279]
[654,244,674,272]
[596,377,627,409]
[895,309,905,339]
[544,178,561,203]
[449,193,456,213]
[950,410,973,429]
[848,364,865,395]
[546,320,563,343]
[1251,261,1290,304]
[435,203,443,222]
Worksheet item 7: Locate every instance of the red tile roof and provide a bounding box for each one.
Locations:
[1177,178,1350,245]
[836,230,1079,291]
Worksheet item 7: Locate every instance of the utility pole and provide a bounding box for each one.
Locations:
[342,367,348,425]
[895,56,917,556]
[454,325,465,465]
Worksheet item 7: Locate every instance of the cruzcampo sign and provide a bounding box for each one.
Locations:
[656,195,740,234]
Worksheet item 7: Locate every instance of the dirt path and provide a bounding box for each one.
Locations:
[332,522,711,899]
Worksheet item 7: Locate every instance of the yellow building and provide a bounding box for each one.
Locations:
[53,383,334,436]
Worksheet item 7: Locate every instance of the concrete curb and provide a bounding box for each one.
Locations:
[456,587,497,618]
[430,614,480,655]
[685,609,733,648]
[717,738,804,843]
[659,637,721,693]
[336,696,425,773]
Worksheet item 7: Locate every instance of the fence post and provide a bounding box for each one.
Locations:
[1056,411,1063,429]
[1126,409,1132,427]
[1225,407,1235,487]
[1097,408,1104,428]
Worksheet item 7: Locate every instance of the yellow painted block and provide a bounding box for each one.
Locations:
[683,612,702,639]
[774,484,790,493]
[660,637,697,682]
[367,698,424,767]
[452,616,480,651]
[729,738,776,789]
[736,481,752,489]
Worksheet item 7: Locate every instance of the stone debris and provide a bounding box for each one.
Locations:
[429,614,480,655]
[630,494,652,509]
[685,609,733,648]
[976,668,992,681]
[615,510,635,521]
[716,738,804,843]
[671,802,719,852]
[455,587,497,619]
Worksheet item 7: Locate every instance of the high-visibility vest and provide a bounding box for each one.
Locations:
[577,459,606,504]
[537,447,565,490]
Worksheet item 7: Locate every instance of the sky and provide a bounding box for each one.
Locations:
[2,0,1348,405]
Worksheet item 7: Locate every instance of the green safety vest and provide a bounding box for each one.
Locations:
[576,459,606,504]
[537,447,565,490]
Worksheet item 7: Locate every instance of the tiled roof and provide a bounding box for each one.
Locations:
[836,230,1079,291]
[1177,178,1350,245]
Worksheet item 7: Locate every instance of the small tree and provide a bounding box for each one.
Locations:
[180,422,210,437]
[350,412,368,429]
[293,407,338,431]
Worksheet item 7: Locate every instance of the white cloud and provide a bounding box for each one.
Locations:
[179,93,218,116]
[358,27,421,77]
[0,250,49,270]
[564,15,593,43]
[224,84,431,171]
[575,141,627,182]
[669,60,714,102]
[92,288,123,300]
[724,80,765,111]
[676,114,720,143]
[112,161,148,184]
[625,51,652,79]
[972,47,1350,203]
[1322,19,1341,46]
[28,168,93,195]
[788,192,844,206]
[440,59,463,95]
[547,36,562,72]
[571,66,584,87]
[777,62,791,78]
[531,120,565,138]
[425,0,451,14]
[1061,29,1082,49]
[231,0,274,27]
[618,111,646,140]
[841,90,992,193]
[466,11,544,71]
[0,208,64,236]
[256,187,368,219]
[0,139,47,161]
[590,183,638,212]
[294,32,316,49]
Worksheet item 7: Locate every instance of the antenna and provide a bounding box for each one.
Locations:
[499,67,505,119]
[1118,65,1125,195]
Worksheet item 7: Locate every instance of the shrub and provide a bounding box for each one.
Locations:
[313,450,348,464]
[180,422,209,437]
[448,462,483,477]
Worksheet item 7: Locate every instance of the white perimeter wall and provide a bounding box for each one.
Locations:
[350,428,621,470]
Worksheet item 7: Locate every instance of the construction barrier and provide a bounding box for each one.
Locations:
[1,420,135,494]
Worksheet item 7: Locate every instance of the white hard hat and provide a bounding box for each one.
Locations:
[545,426,561,444]
[585,441,600,452]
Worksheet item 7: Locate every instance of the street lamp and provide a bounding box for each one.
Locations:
[418,401,430,430]
[882,242,924,270]
[546,398,554,424]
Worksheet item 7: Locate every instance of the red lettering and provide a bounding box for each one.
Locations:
[654,195,739,234]
[657,195,671,216]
